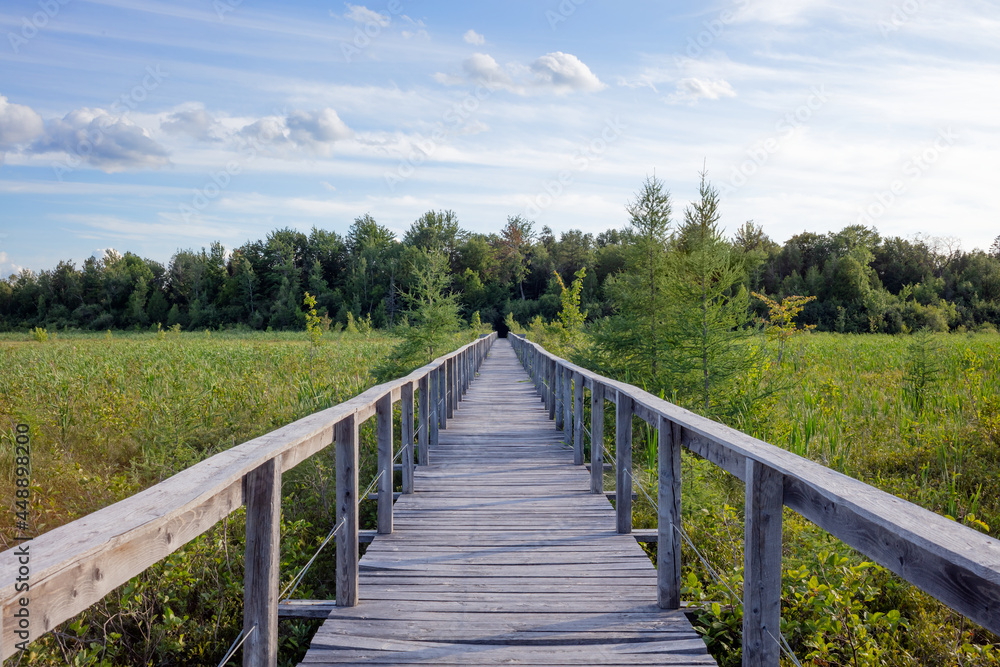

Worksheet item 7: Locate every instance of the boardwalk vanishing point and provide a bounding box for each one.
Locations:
[296,340,715,665]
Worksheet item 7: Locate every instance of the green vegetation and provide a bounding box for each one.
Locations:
[624,332,1000,666]
[0,328,462,666]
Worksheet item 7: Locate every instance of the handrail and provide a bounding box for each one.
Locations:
[508,333,1000,667]
[0,332,497,664]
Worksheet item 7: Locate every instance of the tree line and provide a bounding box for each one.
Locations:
[4,178,1000,337]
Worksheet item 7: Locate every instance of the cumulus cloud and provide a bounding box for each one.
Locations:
[530,52,606,94]
[434,51,605,95]
[238,108,353,156]
[0,95,45,162]
[33,108,170,172]
[343,3,390,27]
[463,29,485,45]
[667,77,737,104]
[161,109,219,141]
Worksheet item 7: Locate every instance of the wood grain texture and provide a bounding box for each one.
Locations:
[574,371,585,465]
[376,393,394,535]
[591,382,605,494]
[243,457,281,667]
[335,414,360,607]
[658,417,682,610]
[743,460,783,667]
[298,340,711,666]
[402,382,415,495]
[616,392,633,535]
[417,376,429,466]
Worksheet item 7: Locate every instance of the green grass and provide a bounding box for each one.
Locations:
[625,331,1000,666]
[0,329,424,666]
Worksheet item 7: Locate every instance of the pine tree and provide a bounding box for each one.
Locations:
[588,175,673,390]
[664,170,764,415]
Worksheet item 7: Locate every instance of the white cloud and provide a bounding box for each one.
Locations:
[32,108,170,172]
[343,3,390,27]
[237,108,353,157]
[530,52,606,94]
[161,109,219,141]
[463,29,485,45]
[0,95,45,162]
[0,251,22,280]
[667,77,737,104]
[435,51,605,95]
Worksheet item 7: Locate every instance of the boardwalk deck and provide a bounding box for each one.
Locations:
[298,340,715,666]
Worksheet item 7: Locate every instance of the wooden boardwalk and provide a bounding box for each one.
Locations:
[298,340,714,666]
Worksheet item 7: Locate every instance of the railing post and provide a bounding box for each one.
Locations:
[615,391,633,534]
[555,363,564,430]
[447,357,456,419]
[243,457,280,667]
[418,375,429,466]
[401,383,414,495]
[590,382,604,494]
[658,417,682,609]
[430,368,441,446]
[562,367,572,445]
[547,358,556,420]
[376,394,393,534]
[573,372,584,465]
[335,414,359,607]
[439,363,448,429]
[743,459,783,667]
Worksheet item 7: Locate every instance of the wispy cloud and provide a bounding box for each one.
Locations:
[463,29,485,45]
[434,51,605,95]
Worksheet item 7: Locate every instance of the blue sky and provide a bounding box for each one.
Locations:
[1,0,998,277]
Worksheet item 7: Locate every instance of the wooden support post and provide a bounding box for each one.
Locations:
[417,376,429,466]
[401,383,414,495]
[743,459,783,667]
[376,394,393,534]
[335,414,359,607]
[573,371,584,465]
[555,363,564,430]
[590,382,604,494]
[658,417,682,609]
[562,367,572,445]
[616,392,633,534]
[447,357,455,419]
[243,457,281,667]
[548,358,556,420]
[430,369,440,447]
[439,364,448,429]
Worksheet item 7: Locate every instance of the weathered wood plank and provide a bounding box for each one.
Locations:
[616,391,633,535]
[335,414,359,607]
[298,340,711,666]
[658,416,682,610]
[402,383,415,494]
[376,394,393,535]
[243,457,281,667]
[743,459,783,667]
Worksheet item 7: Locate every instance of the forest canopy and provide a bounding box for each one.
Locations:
[5,182,1000,336]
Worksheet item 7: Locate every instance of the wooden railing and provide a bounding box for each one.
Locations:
[0,333,497,665]
[508,334,1000,667]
